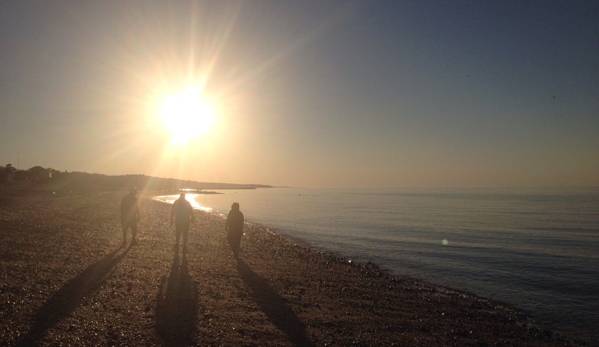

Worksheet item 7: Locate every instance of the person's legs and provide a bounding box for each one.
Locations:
[121,220,128,245]
[228,230,241,257]
[233,231,242,256]
[227,232,235,255]
[130,222,138,244]
[175,224,181,247]
[182,224,189,250]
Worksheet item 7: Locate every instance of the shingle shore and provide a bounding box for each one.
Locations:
[0,188,594,346]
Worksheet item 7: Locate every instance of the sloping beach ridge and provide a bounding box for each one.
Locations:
[1,187,595,346]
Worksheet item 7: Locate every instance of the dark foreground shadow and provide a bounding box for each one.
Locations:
[155,249,198,346]
[18,245,130,346]
[236,259,314,347]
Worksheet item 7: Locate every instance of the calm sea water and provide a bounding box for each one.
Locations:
[156,187,599,340]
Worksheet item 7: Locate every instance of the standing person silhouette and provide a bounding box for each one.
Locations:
[226,202,244,258]
[121,187,140,246]
[170,192,194,251]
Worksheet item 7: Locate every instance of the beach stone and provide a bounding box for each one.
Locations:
[0,188,594,347]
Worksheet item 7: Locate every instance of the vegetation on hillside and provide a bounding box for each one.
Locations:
[0,164,271,192]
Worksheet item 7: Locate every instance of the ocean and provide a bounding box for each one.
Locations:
[155,187,599,341]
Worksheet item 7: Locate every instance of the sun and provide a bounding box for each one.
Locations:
[160,87,216,145]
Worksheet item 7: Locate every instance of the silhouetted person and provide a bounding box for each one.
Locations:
[121,187,140,246]
[226,202,244,258]
[170,192,194,251]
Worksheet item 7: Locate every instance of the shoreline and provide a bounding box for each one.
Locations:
[1,189,596,346]
[151,191,597,342]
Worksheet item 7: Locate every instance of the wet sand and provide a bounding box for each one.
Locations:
[0,188,595,346]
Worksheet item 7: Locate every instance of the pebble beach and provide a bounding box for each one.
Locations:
[0,187,595,347]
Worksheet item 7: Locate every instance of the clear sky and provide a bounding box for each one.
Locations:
[1,1,597,188]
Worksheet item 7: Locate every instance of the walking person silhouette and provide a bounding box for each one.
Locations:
[226,202,244,258]
[170,193,194,252]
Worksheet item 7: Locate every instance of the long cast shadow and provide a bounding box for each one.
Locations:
[236,259,314,347]
[155,248,198,346]
[18,244,130,346]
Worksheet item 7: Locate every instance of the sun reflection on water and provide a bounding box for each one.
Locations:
[153,193,212,212]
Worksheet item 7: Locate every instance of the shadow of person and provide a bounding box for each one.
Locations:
[17,245,130,346]
[236,259,314,347]
[155,249,198,346]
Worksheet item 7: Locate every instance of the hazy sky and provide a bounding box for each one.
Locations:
[1,1,597,188]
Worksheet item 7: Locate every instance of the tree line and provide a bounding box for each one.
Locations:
[0,164,271,192]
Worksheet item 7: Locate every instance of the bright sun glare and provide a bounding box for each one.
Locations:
[160,87,215,145]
